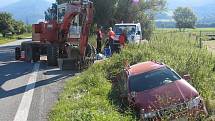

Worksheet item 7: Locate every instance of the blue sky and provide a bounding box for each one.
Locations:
[0,0,214,8]
[168,0,215,9]
[0,0,55,7]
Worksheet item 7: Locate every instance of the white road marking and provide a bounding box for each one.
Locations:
[13,63,40,121]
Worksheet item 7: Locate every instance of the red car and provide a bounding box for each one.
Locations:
[115,61,208,120]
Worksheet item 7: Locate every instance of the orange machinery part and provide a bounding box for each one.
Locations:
[32,21,59,43]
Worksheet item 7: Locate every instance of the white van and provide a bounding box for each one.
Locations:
[113,23,142,43]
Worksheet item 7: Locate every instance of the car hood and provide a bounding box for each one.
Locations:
[133,79,199,112]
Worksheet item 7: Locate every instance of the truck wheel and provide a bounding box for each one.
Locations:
[32,45,40,62]
[47,44,58,66]
[85,44,96,65]
[25,43,32,62]
[21,42,27,51]
[15,47,21,60]
[86,44,96,58]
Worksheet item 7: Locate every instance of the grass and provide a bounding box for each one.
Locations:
[49,63,136,121]
[204,41,215,54]
[0,33,31,45]
[156,28,215,32]
[49,31,215,121]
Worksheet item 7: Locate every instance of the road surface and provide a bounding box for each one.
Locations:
[0,39,75,121]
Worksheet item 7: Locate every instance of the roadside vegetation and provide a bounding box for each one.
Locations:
[49,31,215,121]
[156,28,215,32]
[0,33,32,45]
[0,12,32,45]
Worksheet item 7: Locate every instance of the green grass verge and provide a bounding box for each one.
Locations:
[49,32,215,121]
[0,33,32,45]
[156,28,215,32]
[49,63,136,121]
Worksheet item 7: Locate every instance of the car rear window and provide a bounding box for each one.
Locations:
[129,67,181,92]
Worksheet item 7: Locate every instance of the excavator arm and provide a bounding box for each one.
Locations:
[59,1,93,57]
[79,2,93,57]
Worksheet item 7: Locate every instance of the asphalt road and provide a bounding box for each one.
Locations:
[0,39,75,121]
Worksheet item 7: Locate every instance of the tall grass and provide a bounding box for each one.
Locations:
[49,32,215,121]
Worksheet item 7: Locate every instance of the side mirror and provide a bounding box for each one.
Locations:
[183,74,191,81]
[136,31,141,35]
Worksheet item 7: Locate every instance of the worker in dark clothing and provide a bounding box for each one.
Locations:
[96,26,103,54]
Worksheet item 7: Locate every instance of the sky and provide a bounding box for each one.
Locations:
[0,0,55,8]
[0,0,214,8]
[167,0,215,9]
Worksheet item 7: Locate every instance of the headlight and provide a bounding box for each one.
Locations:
[187,97,201,109]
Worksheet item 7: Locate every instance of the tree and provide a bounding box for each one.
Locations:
[12,20,26,35]
[45,3,57,21]
[92,0,118,27]
[54,0,166,39]
[114,0,166,39]
[173,7,197,31]
[26,24,32,33]
[0,12,13,37]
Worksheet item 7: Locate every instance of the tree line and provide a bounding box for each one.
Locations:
[0,12,31,37]
[55,0,166,40]
[44,0,199,38]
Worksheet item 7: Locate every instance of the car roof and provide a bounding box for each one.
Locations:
[128,61,165,76]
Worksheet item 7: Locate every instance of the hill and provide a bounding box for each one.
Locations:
[0,0,52,24]
[156,0,215,27]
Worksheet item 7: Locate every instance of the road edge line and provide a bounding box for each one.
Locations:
[13,62,40,121]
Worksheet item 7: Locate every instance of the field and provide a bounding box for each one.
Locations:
[49,31,215,121]
[156,28,215,32]
[0,33,32,45]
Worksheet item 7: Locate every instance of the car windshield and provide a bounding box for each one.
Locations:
[129,67,181,92]
[114,25,136,35]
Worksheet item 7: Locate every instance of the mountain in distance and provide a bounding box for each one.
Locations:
[0,0,214,25]
[0,0,52,24]
[156,0,215,24]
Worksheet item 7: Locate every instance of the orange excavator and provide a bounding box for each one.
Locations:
[15,0,95,70]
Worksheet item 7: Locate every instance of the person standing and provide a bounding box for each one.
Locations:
[108,27,115,53]
[96,26,103,54]
[119,30,127,48]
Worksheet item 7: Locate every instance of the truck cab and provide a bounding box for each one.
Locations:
[113,23,142,43]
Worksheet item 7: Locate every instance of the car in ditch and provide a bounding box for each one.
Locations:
[114,61,208,120]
